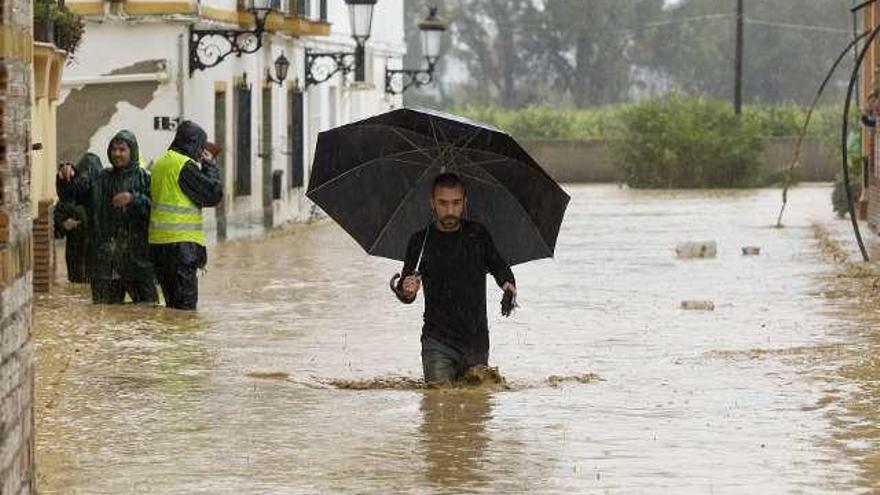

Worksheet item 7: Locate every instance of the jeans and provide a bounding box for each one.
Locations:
[421,337,488,383]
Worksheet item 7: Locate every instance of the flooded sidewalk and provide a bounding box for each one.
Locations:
[34,184,880,493]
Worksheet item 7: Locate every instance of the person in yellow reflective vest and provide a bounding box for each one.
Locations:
[149,120,222,310]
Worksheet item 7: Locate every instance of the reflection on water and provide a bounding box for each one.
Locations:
[33,184,880,493]
[420,390,493,491]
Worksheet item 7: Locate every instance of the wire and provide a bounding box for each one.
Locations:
[744,18,853,34]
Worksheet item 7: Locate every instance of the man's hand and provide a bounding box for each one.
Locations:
[58,162,76,181]
[61,218,81,231]
[501,282,517,317]
[401,275,421,299]
[111,192,133,208]
[502,281,516,296]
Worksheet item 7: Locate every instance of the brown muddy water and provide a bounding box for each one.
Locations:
[34,184,880,493]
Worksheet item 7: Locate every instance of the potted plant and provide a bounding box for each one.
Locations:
[32,0,85,60]
[33,0,56,44]
[53,5,85,59]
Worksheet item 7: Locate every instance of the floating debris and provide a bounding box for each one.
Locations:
[675,241,717,259]
[681,300,715,311]
[246,371,291,381]
[547,373,603,387]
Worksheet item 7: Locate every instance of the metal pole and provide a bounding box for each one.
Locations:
[734,0,744,114]
[355,43,366,82]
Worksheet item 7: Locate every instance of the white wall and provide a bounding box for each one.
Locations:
[60,22,182,162]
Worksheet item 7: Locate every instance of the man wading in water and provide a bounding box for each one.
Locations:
[394,173,517,384]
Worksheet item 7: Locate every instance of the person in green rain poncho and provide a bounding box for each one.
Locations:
[54,152,103,283]
[58,130,158,304]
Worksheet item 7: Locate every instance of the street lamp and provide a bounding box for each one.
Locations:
[305,0,378,87]
[385,7,448,95]
[347,0,377,81]
[189,0,277,76]
[266,52,291,86]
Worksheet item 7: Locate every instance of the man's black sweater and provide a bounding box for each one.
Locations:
[399,219,515,358]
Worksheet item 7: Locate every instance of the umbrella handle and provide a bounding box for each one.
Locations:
[389,271,421,296]
[389,273,402,295]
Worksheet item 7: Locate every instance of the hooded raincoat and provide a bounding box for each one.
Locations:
[85,131,158,303]
[150,121,222,310]
[55,152,103,283]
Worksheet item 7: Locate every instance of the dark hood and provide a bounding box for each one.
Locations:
[170,120,207,161]
[106,130,141,170]
[75,152,103,178]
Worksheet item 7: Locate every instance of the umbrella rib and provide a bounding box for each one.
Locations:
[429,117,441,150]
[455,157,511,170]
[430,119,453,171]
[456,169,505,189]
[463,163,555,260]
[455,127,484,150]
[308,154,433,196]
[391,127,436,162]
[367,165,437,254]
[498,176,554,259]
[455,161,555,259]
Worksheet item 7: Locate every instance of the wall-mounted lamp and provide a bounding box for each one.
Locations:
[266,52,291,86]
[189,0,277,76]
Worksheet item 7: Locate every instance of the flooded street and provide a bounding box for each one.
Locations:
[34,184,880,493]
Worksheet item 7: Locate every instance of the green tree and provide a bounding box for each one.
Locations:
[446,0,543,108]
[642,0,854,105]
[529,0,665,107]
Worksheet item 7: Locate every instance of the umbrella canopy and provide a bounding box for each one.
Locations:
[306,107,570,266]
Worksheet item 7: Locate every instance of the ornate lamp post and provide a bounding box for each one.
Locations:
[385,7,448,95]
[305,0,377,87]
[189,0,276,76]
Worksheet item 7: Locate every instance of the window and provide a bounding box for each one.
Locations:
[295,0,309,17]
[261,87,273,226]
[288,88,304,188]
[235,80,252,196]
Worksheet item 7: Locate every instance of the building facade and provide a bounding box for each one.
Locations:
[60,0,405,241]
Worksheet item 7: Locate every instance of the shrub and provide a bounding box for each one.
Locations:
[608,94,763,188]
[452,105,621,140]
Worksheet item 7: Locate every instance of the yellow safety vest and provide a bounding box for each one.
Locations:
[149,149,205,246]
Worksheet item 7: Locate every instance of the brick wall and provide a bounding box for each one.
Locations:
[0,0,36,492]
[32,201,52,293]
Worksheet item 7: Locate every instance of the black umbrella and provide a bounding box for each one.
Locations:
[306,107,570,266]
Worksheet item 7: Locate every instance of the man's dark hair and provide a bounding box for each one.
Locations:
[432,172,466,197]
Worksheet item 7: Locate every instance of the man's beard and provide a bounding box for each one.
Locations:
[440,215,460,228]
